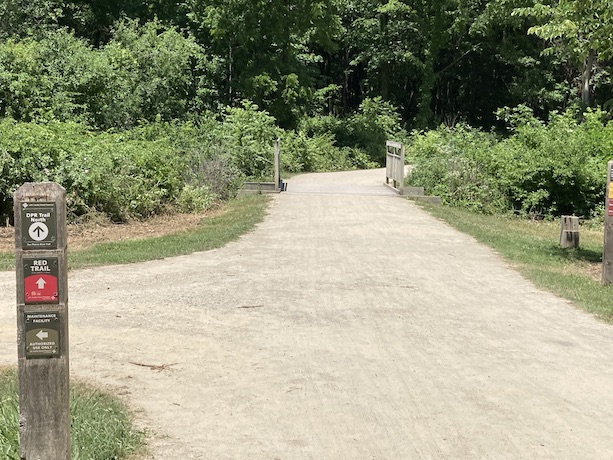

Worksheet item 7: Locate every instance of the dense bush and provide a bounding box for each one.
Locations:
[407,126,508,214]
[407,108,612,218]
[0,23,218,130]
[299,97,408,165]
[0,120,185,222]
[282,131,377,173]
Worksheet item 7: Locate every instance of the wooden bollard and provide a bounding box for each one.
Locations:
[14,183,70,459]
[560,215,579,248]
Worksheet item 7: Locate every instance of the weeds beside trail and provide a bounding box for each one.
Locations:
[0,367,144,459]
[420,203,613,322]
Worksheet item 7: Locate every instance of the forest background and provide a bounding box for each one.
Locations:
[1,0,613,224]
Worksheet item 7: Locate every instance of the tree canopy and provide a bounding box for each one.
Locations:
[1,0,612,129]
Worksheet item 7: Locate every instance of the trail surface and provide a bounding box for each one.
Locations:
[1,168,613,459]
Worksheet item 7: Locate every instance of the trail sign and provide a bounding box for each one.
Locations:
[24,312,60,358]
[23,257,59,304]
[21,202,57,249]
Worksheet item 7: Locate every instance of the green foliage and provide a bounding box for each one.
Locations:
[408,125,508,214]
[59,133,184,221]
[299,97,407,165]
[0,368,18,458]
[0,22,218,130]
[282,131,355,173]
[0,30,99,123]
[97,19,218,129]
[347,97,407,164]
[222,101,283,179]
[0,0,63,39]
[128,118,244,202]
[0,119,185,223]
[185,0,342,127]
[177,185,217,213]
[408,108,612,217]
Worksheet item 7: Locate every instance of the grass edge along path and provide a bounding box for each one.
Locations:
[0,195,270,272]
[0,366,144,460]
[418,203,613,323]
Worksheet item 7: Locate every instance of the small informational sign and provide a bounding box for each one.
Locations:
[21,202,57,250]
[23,257,59,304]
[24,311,60,358]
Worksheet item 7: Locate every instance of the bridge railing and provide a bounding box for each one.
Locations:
[385,140,405,192]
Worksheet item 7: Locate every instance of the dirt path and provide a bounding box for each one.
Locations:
[2,168,613,459]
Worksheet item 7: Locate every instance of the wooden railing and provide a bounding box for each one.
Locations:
[385,141,405,191]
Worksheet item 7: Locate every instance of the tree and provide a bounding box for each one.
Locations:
[513,0,613,106]
[185,0,342,127]
[0,0,63,38]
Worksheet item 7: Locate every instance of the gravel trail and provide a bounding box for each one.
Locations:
[1,168,612,459]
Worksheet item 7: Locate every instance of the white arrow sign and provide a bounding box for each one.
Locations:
[36,330,49,341]
[29,222,49,241]
[35,278,47,289]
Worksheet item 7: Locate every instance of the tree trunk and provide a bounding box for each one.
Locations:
[581,49,595,107]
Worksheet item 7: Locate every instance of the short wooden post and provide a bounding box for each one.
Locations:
[274,138,281,192]
[602,161,613,285]
[14,182,70,459]
[560,215,579,248]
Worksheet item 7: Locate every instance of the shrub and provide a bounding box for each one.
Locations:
[407,108,613,218]
[222,101,283,179]
[407,125,508,214]
[0,119,186,223]
[59,133,185,221]
[177,185,217,213]
[298,98,408,165]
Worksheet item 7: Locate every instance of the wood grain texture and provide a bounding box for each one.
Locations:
[14,182,69,460]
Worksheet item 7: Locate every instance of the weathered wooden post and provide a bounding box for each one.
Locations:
[603,161,613,285]
[14,182,70,459]
[559,215,580,248]
[274,138,281,192]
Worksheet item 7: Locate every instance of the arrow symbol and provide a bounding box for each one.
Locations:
[36,330,49,341]
[35,278,46,289]
[28,222,49,241]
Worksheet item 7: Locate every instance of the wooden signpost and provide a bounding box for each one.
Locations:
[14,182,70,459]
[603,161,613,285]
[274,138,281,192]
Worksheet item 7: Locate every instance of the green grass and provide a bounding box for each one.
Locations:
[0,367,144,459]
[0,195,270,271]
[419,203,613,322]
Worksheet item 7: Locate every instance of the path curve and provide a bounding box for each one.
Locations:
[1,168,613,459]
